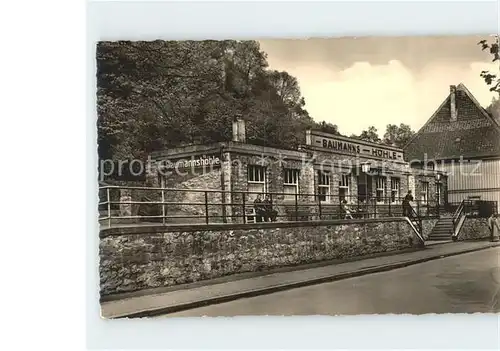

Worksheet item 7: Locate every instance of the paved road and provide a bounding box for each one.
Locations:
[168,247,500,316]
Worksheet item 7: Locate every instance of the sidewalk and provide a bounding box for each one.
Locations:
[100,240,500,318]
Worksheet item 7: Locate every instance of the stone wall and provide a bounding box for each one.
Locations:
[421,218,439,240]
[99,218,423,296]
[164,168,223,223]
[458,217,491,240]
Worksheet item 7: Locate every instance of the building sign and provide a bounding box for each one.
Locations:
[308,131,404,161]
[160,154,221,170]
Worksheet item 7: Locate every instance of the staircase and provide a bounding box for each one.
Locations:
[428,216,454,241]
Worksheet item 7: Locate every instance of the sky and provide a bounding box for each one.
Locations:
[259,35,498,136]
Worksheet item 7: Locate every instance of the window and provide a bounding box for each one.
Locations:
[318,171,330,203]
[283,169,300,201]
[390,177,400,203]
[248,165,266,195]
[375,176,386,203]
[421,181,429,204]
[338,174,350,202]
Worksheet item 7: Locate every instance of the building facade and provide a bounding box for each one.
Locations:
[404,84,500,211]
[150,119,445,223]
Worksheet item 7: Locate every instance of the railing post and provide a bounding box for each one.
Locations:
[388,197,392,217]
[270,193,273,220]
[242,192,246,224]
[161,187,166,225]
[221,189,227,224]
[204,191,209,224]
[107,188,111,227]
[318,193,322,219]
[374,198,377,219]
[417,200,420,217]
[295,193,299,221]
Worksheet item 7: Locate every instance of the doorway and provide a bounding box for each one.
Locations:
[357,173,373,203]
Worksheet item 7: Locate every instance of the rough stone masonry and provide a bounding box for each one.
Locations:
[99,219,423,296]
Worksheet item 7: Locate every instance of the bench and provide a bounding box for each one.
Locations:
[245,208,257,223]
[284,204,315,221]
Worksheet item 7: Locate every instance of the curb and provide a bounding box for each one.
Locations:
[114,243,499,318]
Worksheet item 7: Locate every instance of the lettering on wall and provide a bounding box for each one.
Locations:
[311,133,403,161]
[161,154,221,170]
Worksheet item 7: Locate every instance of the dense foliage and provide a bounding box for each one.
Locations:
[97,40,416,161]
[97,40,324,160]
[478,37,500,125]
[478,37,500,94]
[350,124,415,148]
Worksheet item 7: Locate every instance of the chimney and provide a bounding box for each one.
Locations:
[305,128,312,145]
[232,118,238,142]
[450,85,457,121]
[232,115,246,143]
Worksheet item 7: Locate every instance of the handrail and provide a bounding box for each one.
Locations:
[451,199,476,240]
[452,200,464,223]
[403,217,425,245]
[452,199,471,235]
[408,205,422,235]
[98,185,443,227]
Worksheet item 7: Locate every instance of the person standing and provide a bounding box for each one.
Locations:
[402,190,414,217]
[488,213,499,242]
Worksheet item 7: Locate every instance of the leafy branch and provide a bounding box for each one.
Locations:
[478,37,500,93]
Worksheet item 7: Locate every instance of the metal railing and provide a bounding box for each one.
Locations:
[451,199,498,238]
[98,185,444,227]
[409,205,423,235]
[451,199,470,240]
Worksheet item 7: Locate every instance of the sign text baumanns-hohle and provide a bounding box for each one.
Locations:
[161,154,221,169]
[311,134,403,160]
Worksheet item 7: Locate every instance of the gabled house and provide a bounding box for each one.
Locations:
[404,83,500,210]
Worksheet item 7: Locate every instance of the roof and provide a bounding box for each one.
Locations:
[404,83,500,161]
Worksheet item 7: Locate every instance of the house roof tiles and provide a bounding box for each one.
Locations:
[404,83,500,160]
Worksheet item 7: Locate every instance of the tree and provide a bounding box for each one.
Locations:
[96,40,317,160]
[486,97,500,124]
[383,123,415,148]
[315,121,340,135]
[97,40,228,159]
[267,70,301,108]
[478,36,500,93]
[353,126,381,143]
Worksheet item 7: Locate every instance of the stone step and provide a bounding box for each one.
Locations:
[427,238,452,241]
[431,233,452,237]
[428,235,452,240]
